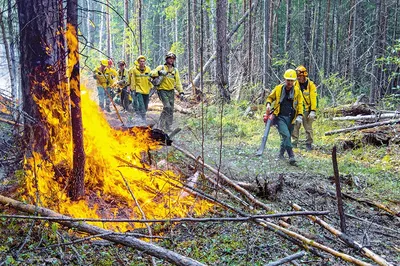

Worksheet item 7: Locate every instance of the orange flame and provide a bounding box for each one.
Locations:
[23,25,213,232]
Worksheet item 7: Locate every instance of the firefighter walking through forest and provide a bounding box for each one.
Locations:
[128,55,153,123]
[266,69,304,165]
[93,59,117,112]
[151,52,184,131]
[292,65,318,151]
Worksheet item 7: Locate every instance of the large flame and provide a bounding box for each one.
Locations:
[23,25,213,232]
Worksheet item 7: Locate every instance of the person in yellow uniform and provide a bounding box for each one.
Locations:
[266,69,303,165]
[292,65,318,151]
[116,60,130,112]
[151,52,184,131]
[93,59,117,112]
[128,55,153,122]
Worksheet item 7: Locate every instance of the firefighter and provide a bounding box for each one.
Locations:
[128,55,153,122]
[116,60,130,112]
[151,52,184,131]
[292,65,318,151]
[93,59,117,112]
[266,69,303,165]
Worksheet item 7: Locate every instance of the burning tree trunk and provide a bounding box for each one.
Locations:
[17,0,68,156]
[67,0,85,200]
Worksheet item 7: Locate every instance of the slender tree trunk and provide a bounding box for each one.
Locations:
[263,0,270,91]
[0,10,16,100]
[284,0,292,63]
[304,0,311,67]
[370,0,382,104]
[67,0,85,201]
[248,0,252,83]
[106,0,111,57]
[187,0,193,87]
[99,4,104,56]
[123,0,128,61]
[86,0,91,45]
[138,0,142,55]
[216,0,230,102]
[322,0,331,79]
[7,0,18,101]
[193,0,198,73]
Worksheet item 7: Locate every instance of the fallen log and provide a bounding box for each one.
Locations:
[0,117,22,127]
[265,251,306,266]
[332,113,400,121]
[0,194,205,266]
[292,203,394,266]
[324,119,400,136]
[323,103,374,117]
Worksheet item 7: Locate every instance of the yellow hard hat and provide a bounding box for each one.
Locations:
[283,69,297,80]
[165,52,176,60]
[137,55,146,61]
[295,65,308,77]
[100,59,108,66]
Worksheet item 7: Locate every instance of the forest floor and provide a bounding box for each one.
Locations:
[0,90,399,265]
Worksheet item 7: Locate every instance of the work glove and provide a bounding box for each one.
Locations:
[179,92,185,101]
[266,103,271,114]
[295,115,303,124]
[309,110,316,120]
[263,114,268,123]
[158,70,167,76]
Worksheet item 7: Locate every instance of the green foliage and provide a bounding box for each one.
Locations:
[320,72,355,106]
[170,41,185,56]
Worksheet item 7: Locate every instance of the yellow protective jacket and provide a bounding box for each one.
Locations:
[93,67,117,88]
[117,68,129,87]
[295,78,317,112]
[266,84,304,124]
[151,65,183,93]
[128,65,153,94]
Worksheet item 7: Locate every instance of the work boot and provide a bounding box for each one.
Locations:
[306,144,313,151]
[278,147,285,160]
[287,148,297,166]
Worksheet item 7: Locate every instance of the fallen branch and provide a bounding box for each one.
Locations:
[332,113,400,121]
[0,194,205,266]
[172,143,274,212]
[0,117,22,127]
[324,119,400,135]
[265,251,306,266]
[332,146,347,232]
[292,203,394,266]
[0,211,330,223]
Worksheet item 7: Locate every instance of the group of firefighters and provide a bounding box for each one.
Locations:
[266,66,318,165]
[94,54,317,165]
[93,52,183,131]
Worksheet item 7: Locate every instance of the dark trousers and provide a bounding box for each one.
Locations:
[277,115,294,149]
[136,93,149,119]
[157,90,175,130]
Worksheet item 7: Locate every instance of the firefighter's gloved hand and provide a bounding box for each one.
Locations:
[263,114,268,123]
[179,92,185,101]
[266,103,271,114]
[309,111,316,120]
[158,70,167,76]
[296,115,303,124]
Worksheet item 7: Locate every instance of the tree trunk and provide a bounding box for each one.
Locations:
[106,0,111,57]
[303,0,311,67]
[248,0,252,84]
[263,0,270,92]
[187,0,193,88]
[284,0,292,64]
[369,0,382,104]
[67,0,85,201]
[123,0,128,61]
[138,0,142,55]
[216,0,230,102]
[0,10,16,100]
[18,0,68,156]
[99,4,104,56]
[7,0,18,101]
[86,0,91,45]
